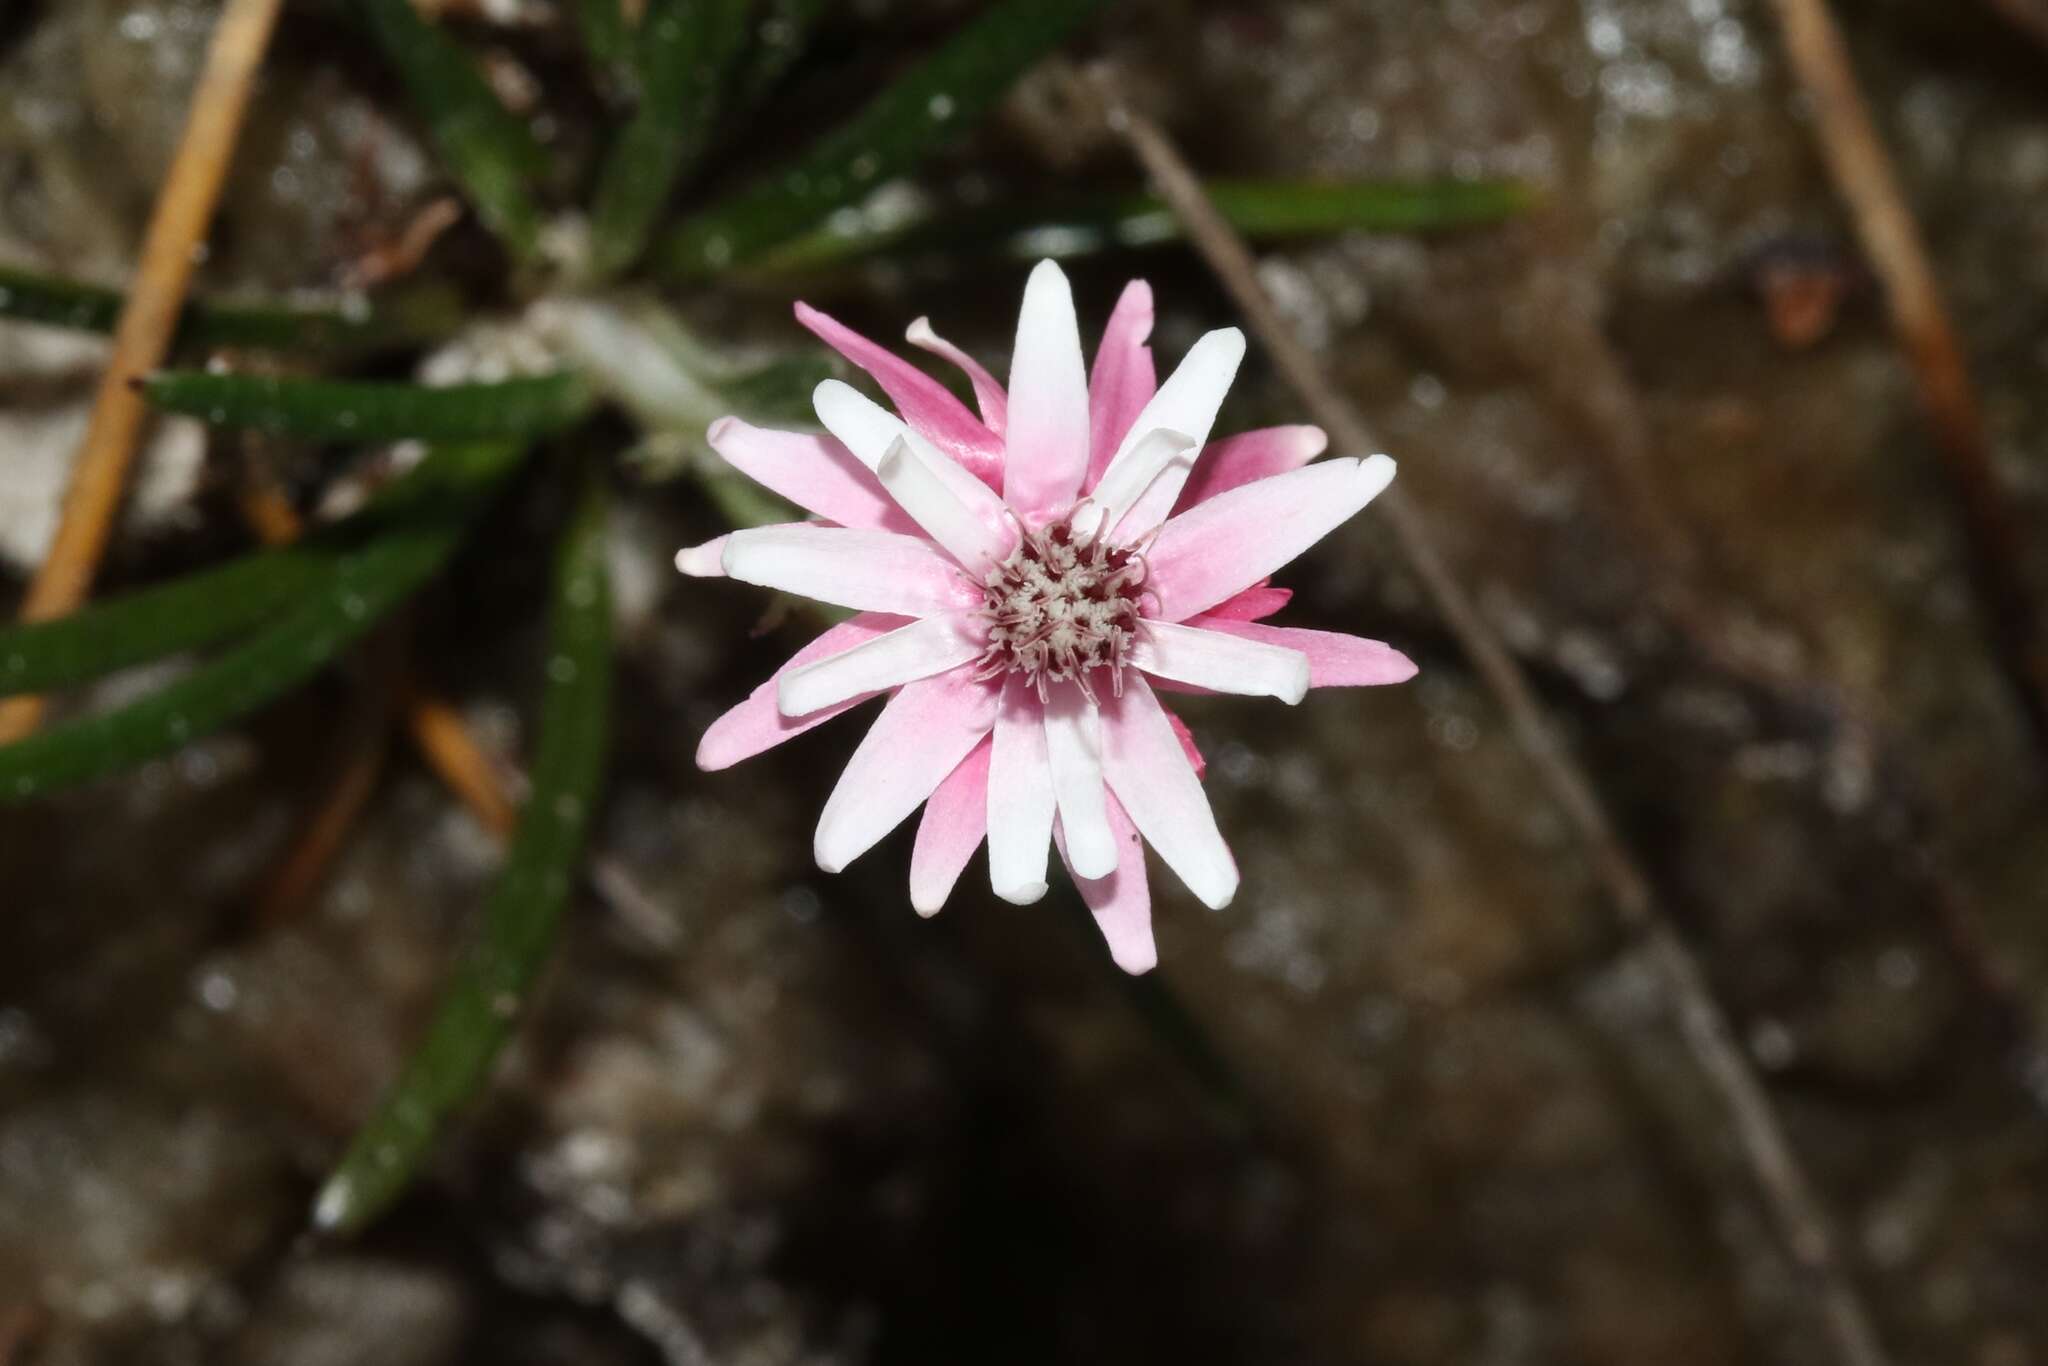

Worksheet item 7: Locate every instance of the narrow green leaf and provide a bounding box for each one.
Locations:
[575,0,641,94]
[658,0,1102,278]
[0,264,463,354]
[0,443,524,802]
[0,545,334,698]
[354,0,547,260]
[0,453,519,698]
[749,178,1540,274]
[726,0,833,114]
[313,469,613,1235]
[145,372,593,443]
[589,0,755,279]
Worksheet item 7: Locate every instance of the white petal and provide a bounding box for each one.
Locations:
[814,667,997,874]
[1097,328,1245,536]
[1148,454,1397,622]
[722,525,976,616]
[813,379,1013,535]
[1130,620,1310,704]
[986,675,1055,904]
[1002,260,1092,519]
[1073,428,1194,540]
[673,535,728,577]
[813,378,905,469]
[1044,685,1116,879]
[778,613,984,717]
[1101,676,1237,910]
[875,436,1009,574]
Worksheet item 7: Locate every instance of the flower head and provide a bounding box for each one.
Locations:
[680,261,1413,972]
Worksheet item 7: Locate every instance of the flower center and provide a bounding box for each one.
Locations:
[975,514,1148,702]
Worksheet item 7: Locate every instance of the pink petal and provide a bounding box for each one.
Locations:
[795,302,1003,485]
[696,614,910,771]
[907,317,1007,436]
[875,436,1010,575]
[778,613,984,717]
[1003,260,1092,521]
[1175,424,1328,512]
[910,736,991,916]
[1186,620,1418,688]
[1130,620,1310,703]
[1167,710,1206,779]
[722,524,979,617]
[1057,792,1155,974]
[1203,584,1292,622]
[987,675,1056,904]
[1149,455,1397,622]
[1100,676,1236,910]
[706,417,915,534]
[1100,328,1245,538]
[814,665,998,873]
[1086,280,1156,487]
[1043,683,1116,879]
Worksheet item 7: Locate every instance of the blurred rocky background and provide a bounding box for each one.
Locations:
[4,0,2048,1362]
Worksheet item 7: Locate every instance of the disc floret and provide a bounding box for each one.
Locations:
[975,514,1148,701]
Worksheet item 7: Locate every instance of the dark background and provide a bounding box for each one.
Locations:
[3,1,2048,1362]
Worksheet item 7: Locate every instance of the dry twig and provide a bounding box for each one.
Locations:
[0,0,287,743]
[252,680,395,930]
[1087,68,1892,1366]
[1763,0,2048,763]
[402,683,520,836]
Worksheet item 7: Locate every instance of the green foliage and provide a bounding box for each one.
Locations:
[354,0,547,260]
[0,443,524,801]
[575,0,642,95]
[0,264,462,354]
[589,0,756,278]
[313,469,614,1235]
[726,0,834,114]
[658,0,1104,277]
[144,372,593,443]
[0,545,334,698]
[749,178,1540,273]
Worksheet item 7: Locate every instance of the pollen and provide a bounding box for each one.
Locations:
[975,514,1148,702]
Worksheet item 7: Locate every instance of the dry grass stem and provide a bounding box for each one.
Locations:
[1764,0,2048,762]
[0,0,287,743]
[253,691,394,930]
[1088,66,1892,1366]
[402,685,521,836]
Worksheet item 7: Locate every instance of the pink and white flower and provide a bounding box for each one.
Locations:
[679,261,1413,973]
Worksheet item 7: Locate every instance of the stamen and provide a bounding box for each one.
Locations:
[974,509,1149,700]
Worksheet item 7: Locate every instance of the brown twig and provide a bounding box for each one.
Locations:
[0,0,286,744]
[1088,68,1892,1366]
[235,454,654,934]
[402,683,520,836]
[1763,0,2048,765]
[1516,239,2048,1123]
[0,1302,47,1366]
[252,673,395,930]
